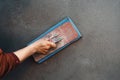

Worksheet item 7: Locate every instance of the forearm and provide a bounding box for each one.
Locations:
[14,45,36,62]
[0,39,56,78]
[13,39,56,62]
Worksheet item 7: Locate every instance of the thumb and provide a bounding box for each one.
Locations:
[49,42,56,48]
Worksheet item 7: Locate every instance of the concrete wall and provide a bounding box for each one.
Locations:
[0,0,120,80]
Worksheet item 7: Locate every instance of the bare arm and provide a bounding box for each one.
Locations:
[14,39,56,62]
[0,39,56,78]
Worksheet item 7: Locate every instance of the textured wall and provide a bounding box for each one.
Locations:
[0,0,120,80]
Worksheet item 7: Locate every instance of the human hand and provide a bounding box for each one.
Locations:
[30,39,56,54]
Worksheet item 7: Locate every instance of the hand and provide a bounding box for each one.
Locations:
[30,39,56,54]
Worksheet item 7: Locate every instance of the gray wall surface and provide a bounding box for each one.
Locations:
[0,0,120,80]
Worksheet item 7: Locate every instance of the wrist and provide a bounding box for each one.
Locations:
[26,45,37,54]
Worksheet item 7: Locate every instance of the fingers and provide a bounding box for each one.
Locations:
[48,42,56,48]
[34,39,56,54]
[37,48,48,54]
[43,39,56,48]
[45,44,51,49]
[40,50,48,54]
[39,51,46,54]
[38,42,56,54]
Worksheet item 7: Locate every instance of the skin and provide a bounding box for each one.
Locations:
[14,39,56,62]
